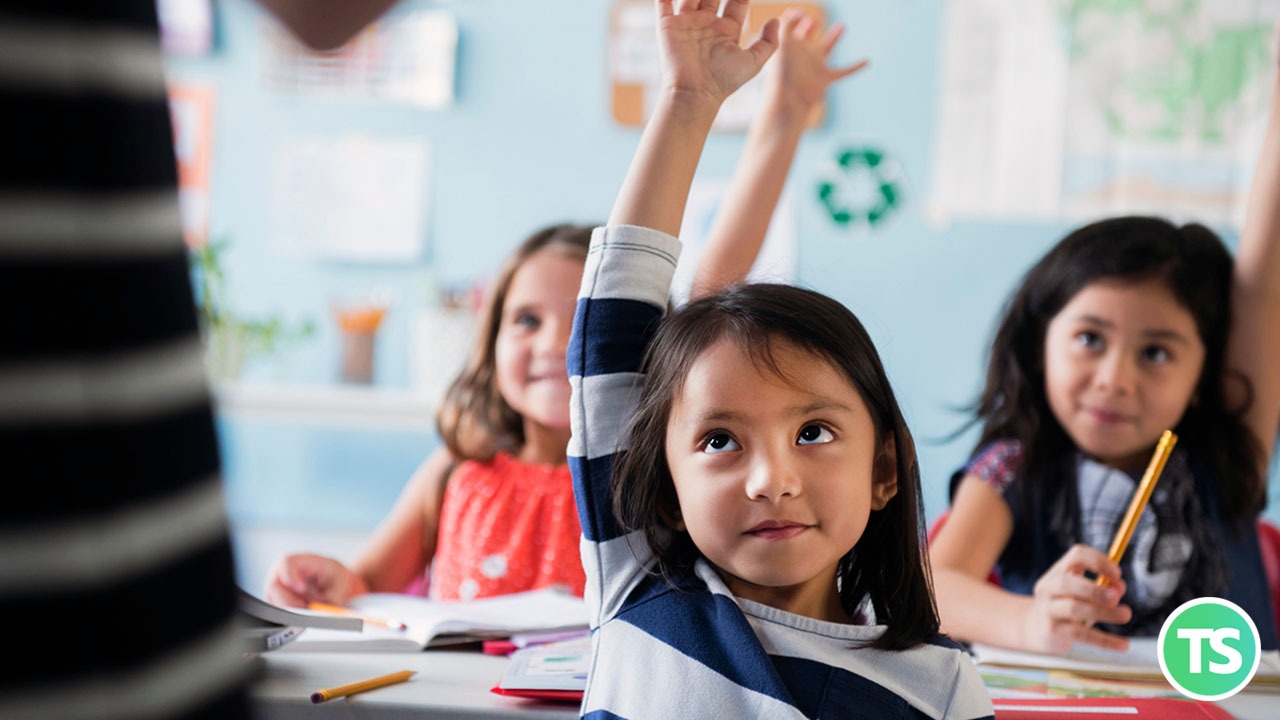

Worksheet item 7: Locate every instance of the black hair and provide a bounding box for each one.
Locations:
[970,216,1263,542]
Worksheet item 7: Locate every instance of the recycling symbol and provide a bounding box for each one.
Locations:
[817,146,902,227]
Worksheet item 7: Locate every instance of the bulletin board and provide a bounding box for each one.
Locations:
[608,0,827,131]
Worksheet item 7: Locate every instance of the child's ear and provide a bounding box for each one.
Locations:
[871,436,899,510]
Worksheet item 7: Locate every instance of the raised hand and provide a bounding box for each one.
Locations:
[765,9,867,120]
[1022,544,1133,653]
[656,0,780,105]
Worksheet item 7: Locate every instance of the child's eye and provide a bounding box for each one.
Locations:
[1074,331,1104,351]
[1141,345,1172,364]
[796,424,834,445]
[700,433,740,454]
[513,313,541,330]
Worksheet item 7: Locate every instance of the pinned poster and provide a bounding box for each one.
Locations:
[609,0,828,131]
[270,134,430,262]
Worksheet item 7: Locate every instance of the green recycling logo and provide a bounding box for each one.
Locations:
[817,146,902,228]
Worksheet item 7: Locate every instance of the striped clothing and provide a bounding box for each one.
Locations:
[0,3,251,719]
[567,225,994,719]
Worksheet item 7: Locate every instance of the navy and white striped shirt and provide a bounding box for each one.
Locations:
[567,224,994,719]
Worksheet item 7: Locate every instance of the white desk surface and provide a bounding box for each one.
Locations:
[252,650,578,719]
[253,649,1276,719]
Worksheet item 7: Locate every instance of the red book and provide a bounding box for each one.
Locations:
[993,697,1234,719]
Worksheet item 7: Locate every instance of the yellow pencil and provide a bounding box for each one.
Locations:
[307,602,408,631]
[1098,429,1178,586]
[310,669,415,704]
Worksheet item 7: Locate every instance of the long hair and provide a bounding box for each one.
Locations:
[971,216,1262,539]
[435,223,593,460]
[612,283,939,650]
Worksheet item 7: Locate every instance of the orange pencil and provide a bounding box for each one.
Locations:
[307,602,408,631]
[310,670,414,703]
[1097,429,1178,586]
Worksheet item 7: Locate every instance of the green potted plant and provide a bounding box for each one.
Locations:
[189,237,314,380]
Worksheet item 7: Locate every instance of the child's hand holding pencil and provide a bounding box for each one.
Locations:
[1020,430,1178,655]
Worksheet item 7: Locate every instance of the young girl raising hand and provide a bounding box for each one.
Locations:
[263,3,865,608]
[568,2,992,717]
[929,31,1280,654]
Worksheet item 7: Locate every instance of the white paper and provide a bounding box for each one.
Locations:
[270,134,430,262]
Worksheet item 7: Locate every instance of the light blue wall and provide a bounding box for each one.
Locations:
[166,0,1278,536]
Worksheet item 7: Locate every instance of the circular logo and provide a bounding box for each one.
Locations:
[1157,597,1260,700]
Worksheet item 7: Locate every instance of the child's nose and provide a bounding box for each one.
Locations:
[744,447,802,501]
[1094,351,1136,394]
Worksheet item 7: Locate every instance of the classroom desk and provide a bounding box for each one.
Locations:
[253,649,1276,719]
[252,650,578,720]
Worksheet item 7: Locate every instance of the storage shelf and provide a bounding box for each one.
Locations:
[213,381,438,431]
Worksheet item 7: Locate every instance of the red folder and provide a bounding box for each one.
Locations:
[490,685,584,703]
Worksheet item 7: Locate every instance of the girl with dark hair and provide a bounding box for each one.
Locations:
[930,44,1280,654]
[263,1,858,609]
[568,2,991,717]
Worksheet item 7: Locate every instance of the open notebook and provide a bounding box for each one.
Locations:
[971,639,1280,689]
[276,588,588,652]
[236,588,362,654]
[491,635,590,702]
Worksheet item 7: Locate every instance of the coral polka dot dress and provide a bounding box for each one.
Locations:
[429,452,585,600]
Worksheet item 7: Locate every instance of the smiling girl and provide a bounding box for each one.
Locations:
[929,48,1280,652]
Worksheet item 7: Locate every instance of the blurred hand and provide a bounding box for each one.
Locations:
[264,553,367,607]
[764,9,867,120]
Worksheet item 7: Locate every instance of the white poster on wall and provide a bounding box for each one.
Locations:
[929,0,1280,228]
[270,134,430,262]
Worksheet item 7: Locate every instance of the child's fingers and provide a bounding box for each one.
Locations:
[266,575,309,607]
[720,0,752,28]
[778,8,804,38]
[819,23,845,56]
[1070,623,1132,653]
[796,13,817,42]
[1046,595,1132,627]
[656,0,675,20]
[830,59,869,82]
[1057,543,1123,583]
[745,17,781,66]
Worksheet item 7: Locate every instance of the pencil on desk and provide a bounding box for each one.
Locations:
[1098,429,1178,586]
[310,669,415,703]
[307,602,408,631]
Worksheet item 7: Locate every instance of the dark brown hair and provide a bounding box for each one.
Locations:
[612,283,940,650]
[435,223,593,460]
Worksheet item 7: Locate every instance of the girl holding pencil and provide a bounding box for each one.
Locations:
[929,26,1280,655]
